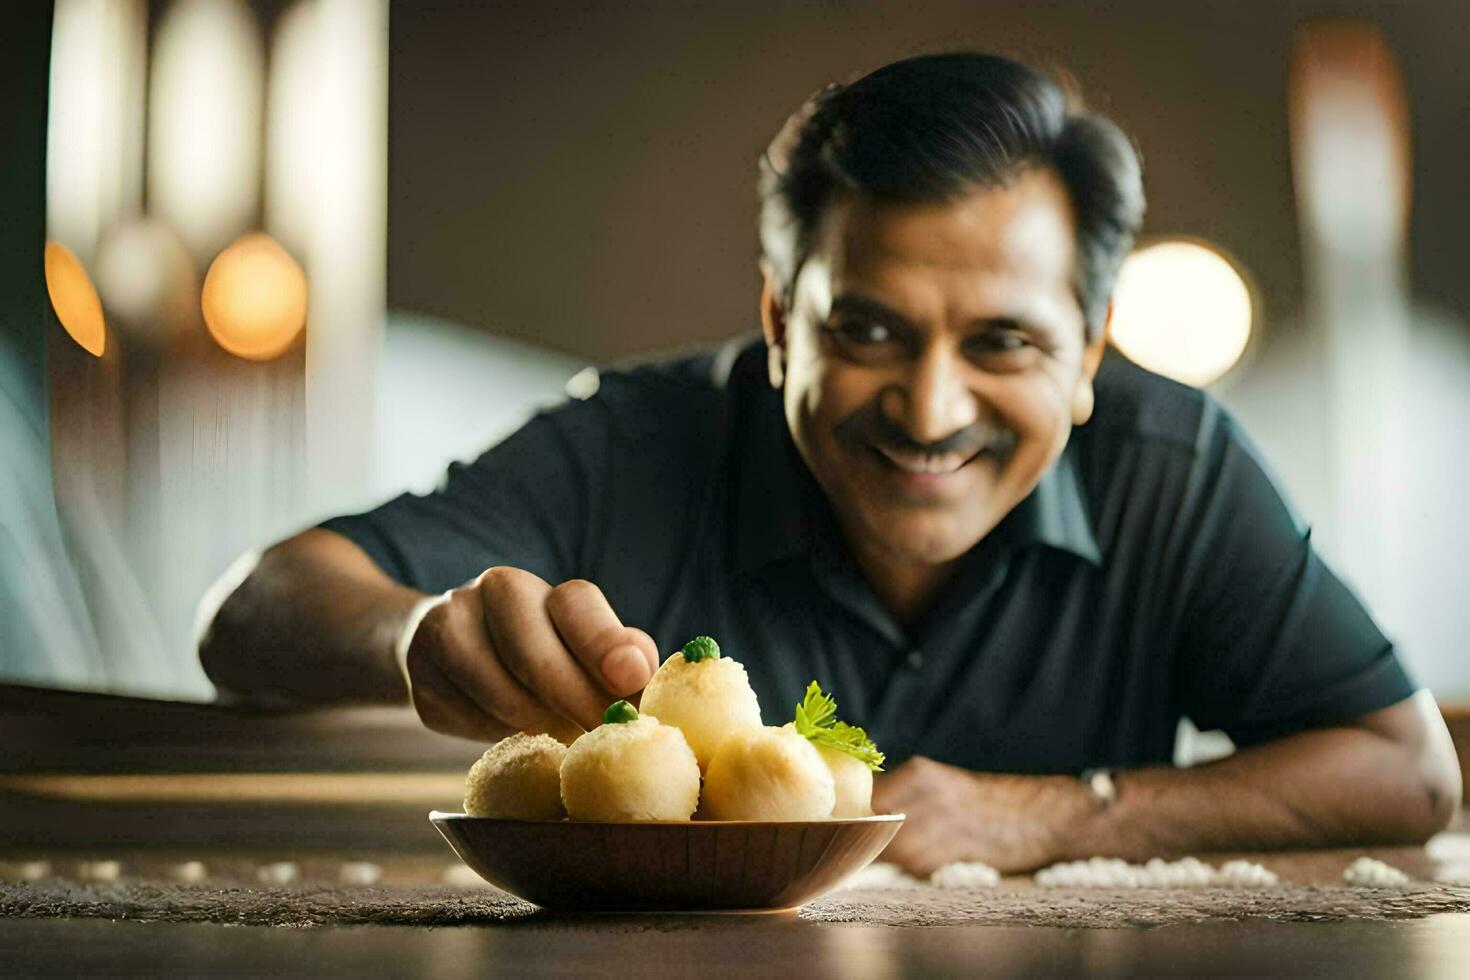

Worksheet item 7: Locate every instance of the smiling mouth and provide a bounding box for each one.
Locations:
[872,443,984,475]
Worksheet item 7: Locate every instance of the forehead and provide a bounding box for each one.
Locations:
[808,168,1079,318]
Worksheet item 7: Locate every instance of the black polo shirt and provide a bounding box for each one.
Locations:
[322,336,1415,772]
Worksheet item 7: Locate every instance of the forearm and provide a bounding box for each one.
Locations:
[878,695,1460,876]
[1059,699,1460,861]
[199,529,429,706]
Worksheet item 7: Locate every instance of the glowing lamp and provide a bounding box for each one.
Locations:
[1109,241,1253,388]
[200,232,307,361]
[45,240,107,357]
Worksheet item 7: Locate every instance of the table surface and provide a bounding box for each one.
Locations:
[4,686,1468,977]
[6,839,1470,979]
[4,911,1470,979]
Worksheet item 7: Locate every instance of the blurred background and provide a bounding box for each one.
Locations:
[4,0,1468,707]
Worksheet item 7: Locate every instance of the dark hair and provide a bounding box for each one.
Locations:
[758,53,1145,338]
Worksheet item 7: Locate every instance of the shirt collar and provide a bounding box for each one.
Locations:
[734,385,1103,575]
[732,383,823,576]
[1008,442,1103,567]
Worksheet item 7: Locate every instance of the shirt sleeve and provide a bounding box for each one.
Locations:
[1170,398,1417,747]
[318,395,609,595]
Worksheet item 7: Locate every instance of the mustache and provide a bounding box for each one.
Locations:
[834,402,1019,459]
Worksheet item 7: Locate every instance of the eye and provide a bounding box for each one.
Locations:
[822,319,904,364]
[832,320,893,345]
[966,330,1032,354]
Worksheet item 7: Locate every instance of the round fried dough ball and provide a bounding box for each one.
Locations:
[700,725,836,821]
[639,645,763,773]
[813,740,875,817]
[463,733,568,820]
[560,712,701,821]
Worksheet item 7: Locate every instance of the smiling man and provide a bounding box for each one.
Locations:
[200,53,1460,873]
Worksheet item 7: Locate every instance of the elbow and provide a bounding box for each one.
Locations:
[1355,691,1463,843]
[1365,747,1460,846]
[1396,766,1462,844]
[1400,699,1463,841]
[196,580,252,702]
[1419,697,1463,837]
[1419,744,1463,839]
[195,547,270,702]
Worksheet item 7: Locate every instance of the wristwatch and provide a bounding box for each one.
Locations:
[1080,768,1117,812]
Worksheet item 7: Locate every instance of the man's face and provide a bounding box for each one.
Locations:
[765,168,1102,567]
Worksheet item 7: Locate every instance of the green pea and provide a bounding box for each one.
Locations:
[602,700,639,725]
[681,635,721,663]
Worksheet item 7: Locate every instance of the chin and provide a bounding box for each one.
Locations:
[861,508,986,565]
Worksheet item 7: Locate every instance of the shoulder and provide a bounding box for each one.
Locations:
[1085,350,1214,453]
[598,334,763,399]
[1077,352,1303,544]
[1088,352,1270,471]
[567,334,764,433]
[526,335,765,474]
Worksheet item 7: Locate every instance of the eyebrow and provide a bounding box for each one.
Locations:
[828,293,1063,344]
[828,294,918,330]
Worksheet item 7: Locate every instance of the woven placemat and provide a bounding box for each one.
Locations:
[806,883,1470,928]
[0,881,537,928]
[5,878,1470,929]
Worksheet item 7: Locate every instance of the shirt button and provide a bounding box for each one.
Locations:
[906,650,924,671]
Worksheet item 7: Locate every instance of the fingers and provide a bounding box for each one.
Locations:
[545,579,659,696]
[405,645,514,742]
[872,762,951,878]
[409,581,579,739]
[477,568,612,731]
[404,567,656,743]
[880,824,946,879]
[871,761,930,814]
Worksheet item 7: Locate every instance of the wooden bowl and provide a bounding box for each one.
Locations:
[429,810,904,913]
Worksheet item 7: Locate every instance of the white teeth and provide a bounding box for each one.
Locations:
[876,445,970,474]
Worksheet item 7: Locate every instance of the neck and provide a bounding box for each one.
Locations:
[845,534,958,628]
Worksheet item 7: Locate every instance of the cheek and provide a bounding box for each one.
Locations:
[985,370,1074,450]
[782,327,831,423]
[788,356,878,443]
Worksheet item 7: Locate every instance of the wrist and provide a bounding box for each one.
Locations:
[1042,771,1111,865]
[390,591,450,693]
[1080,767,1118,812]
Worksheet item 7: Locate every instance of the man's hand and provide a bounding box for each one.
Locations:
[871,756,1083,877]
[870,695,1461,880]
[405,567,659,742]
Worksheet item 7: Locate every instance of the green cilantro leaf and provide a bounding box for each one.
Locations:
[793,681,885,771]
[794,680,837,731]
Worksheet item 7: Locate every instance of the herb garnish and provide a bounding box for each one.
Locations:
[681,635,721,663]
[793,681,885,771]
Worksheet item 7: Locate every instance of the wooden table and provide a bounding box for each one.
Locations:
[4,907,1470,978]
[5,684,1469,977]
[4,840,1469,978]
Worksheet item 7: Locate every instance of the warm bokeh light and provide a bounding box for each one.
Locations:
[278,0,389,503]
[44,241,107,357]
[266,0,319,261]
[46,0,147,261]
[149,0,264,263]
[200,233,307,361]
[93,218,198,349]
[1108,241,1253,388]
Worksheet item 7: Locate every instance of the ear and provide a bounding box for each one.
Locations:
[1070,302,1111,426]
[759,269,787,389]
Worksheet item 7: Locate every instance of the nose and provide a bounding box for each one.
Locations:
[884,340,979,446]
